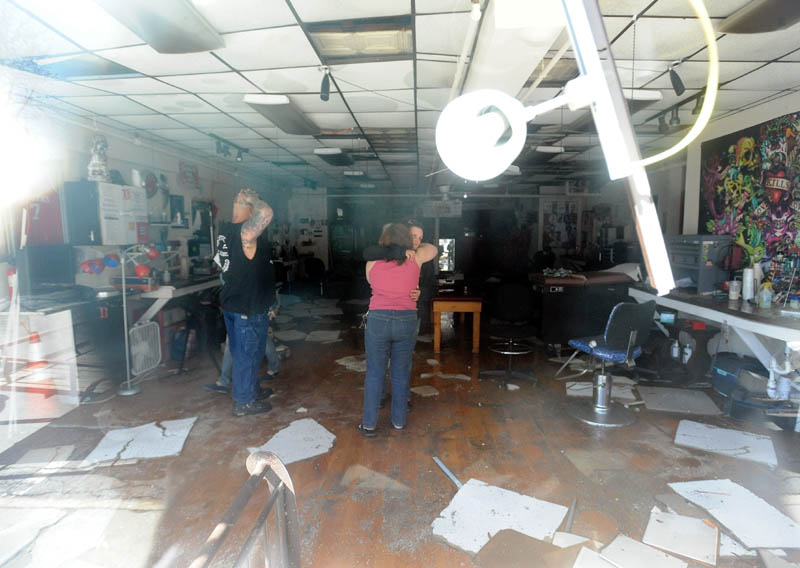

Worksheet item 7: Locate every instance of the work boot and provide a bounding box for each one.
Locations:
[233,400,272,416]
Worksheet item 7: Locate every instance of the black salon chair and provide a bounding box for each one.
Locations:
[564,300,656,427]
[479,282,538,389]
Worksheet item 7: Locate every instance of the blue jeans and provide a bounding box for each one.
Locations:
[363,310,417,429]
[218,333,279,386]
[223,310,269,404]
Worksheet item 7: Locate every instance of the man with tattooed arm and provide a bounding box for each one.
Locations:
[216,188,276,416]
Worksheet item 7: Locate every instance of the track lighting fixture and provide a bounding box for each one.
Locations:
[658,115,669,134]
[668,62,685,96]
[211,134,247,161]
[320,66,330,102]
[669,107,680,126]
[692,94,704,115]
[236,149,243,162]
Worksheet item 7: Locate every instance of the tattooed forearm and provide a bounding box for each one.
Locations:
[241,199,274,245]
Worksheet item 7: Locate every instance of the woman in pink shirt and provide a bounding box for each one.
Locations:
[359,223,437,437]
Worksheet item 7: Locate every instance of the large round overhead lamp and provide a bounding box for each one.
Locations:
[435,89,529,181]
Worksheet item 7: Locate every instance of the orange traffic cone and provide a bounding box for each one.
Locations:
[26,332,48,370]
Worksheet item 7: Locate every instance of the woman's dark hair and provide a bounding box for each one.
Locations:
[378,223,412,264]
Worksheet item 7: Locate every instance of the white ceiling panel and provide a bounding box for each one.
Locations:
[213,27,320,70]
[331,60,414,91]
[290,0,410,22]
[168,113,241,128]
[416,88,451,110]
[345,91,415,112]
[636,88,696,111]
[0,3,80,58]
[306,113,358,130]
[4,67,105,96]
[14,0,143,50]
[713,90,783,111]
[416,60,457,88]
[198,93,254,113]
[416,0,472,14]
[228,112,275,127]
[642,61,761,90]
[416,13,472,56]
[244,66,328,93]
[192,0,297,32]
[129,94,218,114]
[610,17,707,61]
[97,45,228,75]
[74,77,183,95]
[724,63,800,91]
[647,0,761,18]
[159,72,260,93]
[149,128,205,140]
[712,22,800,62]
[355,112,414,128]
[111,115,186,129]
[417,111,441,128]
[209,127,264,139]
[290,93,348,113]
[62,95,155,115]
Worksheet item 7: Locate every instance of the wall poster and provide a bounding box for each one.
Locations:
[698,111,800,262]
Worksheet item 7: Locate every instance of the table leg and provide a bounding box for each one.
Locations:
[472,311,480,353]
[433,310,442,353]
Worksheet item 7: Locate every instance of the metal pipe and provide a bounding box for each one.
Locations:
[432,456,462,489]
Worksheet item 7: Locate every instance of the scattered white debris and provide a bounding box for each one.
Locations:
[506,384,521,391]
[552,531,594,548]
[296,407,308,413]
[674,420,778,469]
[573,547,616,567]
[416,334,433,343]
[438,373,471,381]
[410,385,439,397]
[637,386,721,415]
[420,372,438,379]
[431,478,568,554]
[248,418,335,465]
[642,509,718,565]
[335,355,367,373]
[601,534,687,568]
[305,330,340,342]
[81,417,197,467]
[719,532,787,558]
[427,359,440,366]
[669,479,800,549]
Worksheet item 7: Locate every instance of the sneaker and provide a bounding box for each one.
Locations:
[357,423,377,438]
[233,400,272,416]
[257,387,274,400]
[205,382,230,394]
[392,423,405,431]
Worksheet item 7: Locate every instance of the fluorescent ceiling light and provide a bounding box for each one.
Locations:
[359,183,376,189]
[535,145,565,153]
[244,94,320,136]
[306,17,412,63]
[313,147,353,166]
[621,89,663,102]
[95,0,224,54]
[343,170,365,176]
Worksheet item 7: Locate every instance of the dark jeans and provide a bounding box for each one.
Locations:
[363,310,417,429]
[223,309,269,404]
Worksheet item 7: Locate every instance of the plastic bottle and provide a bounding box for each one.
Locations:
[759,282,773,309]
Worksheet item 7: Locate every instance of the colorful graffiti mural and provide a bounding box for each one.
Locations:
[698,111,800,262]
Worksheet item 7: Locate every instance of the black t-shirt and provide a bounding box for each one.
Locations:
[216,222,274,315]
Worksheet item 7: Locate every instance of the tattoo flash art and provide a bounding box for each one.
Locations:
[698,112,800,264]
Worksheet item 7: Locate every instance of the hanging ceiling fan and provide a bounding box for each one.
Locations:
[718,0,800,33]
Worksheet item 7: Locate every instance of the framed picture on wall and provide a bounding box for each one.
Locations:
[169,194,185,225]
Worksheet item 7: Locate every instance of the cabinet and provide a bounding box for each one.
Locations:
[61,181,149,245]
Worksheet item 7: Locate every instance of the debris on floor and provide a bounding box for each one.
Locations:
[430,478,568,554]
[565,381,636,401]
[416,334,432,343]
[427,359,440,366]
[437,373,471,381]
[669,478,800,549]
[81,417,197,467]
[335,355,367,373]
[636,386,721,415]
[305,330,341,342]
[601,534,686,568]
[410,385,439,397]
[506,383,520,391]
[273,329,308,342]
[473,529,558,567]
[570,546,615,568]
[248,418,335,465]
[551,531,602,549]
[340,464,409,492]
[673,419,778,469]
[719,532,787,558]
[641,509,718,565]
[760,550,800,568]
[296,407,308,413]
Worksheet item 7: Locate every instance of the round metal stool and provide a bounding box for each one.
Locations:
[568,371,636,427]
[479,338,536,388]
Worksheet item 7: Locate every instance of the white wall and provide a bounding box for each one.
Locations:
[683,91,800,234]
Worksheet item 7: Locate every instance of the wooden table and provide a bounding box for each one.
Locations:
[432,296,482,353]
